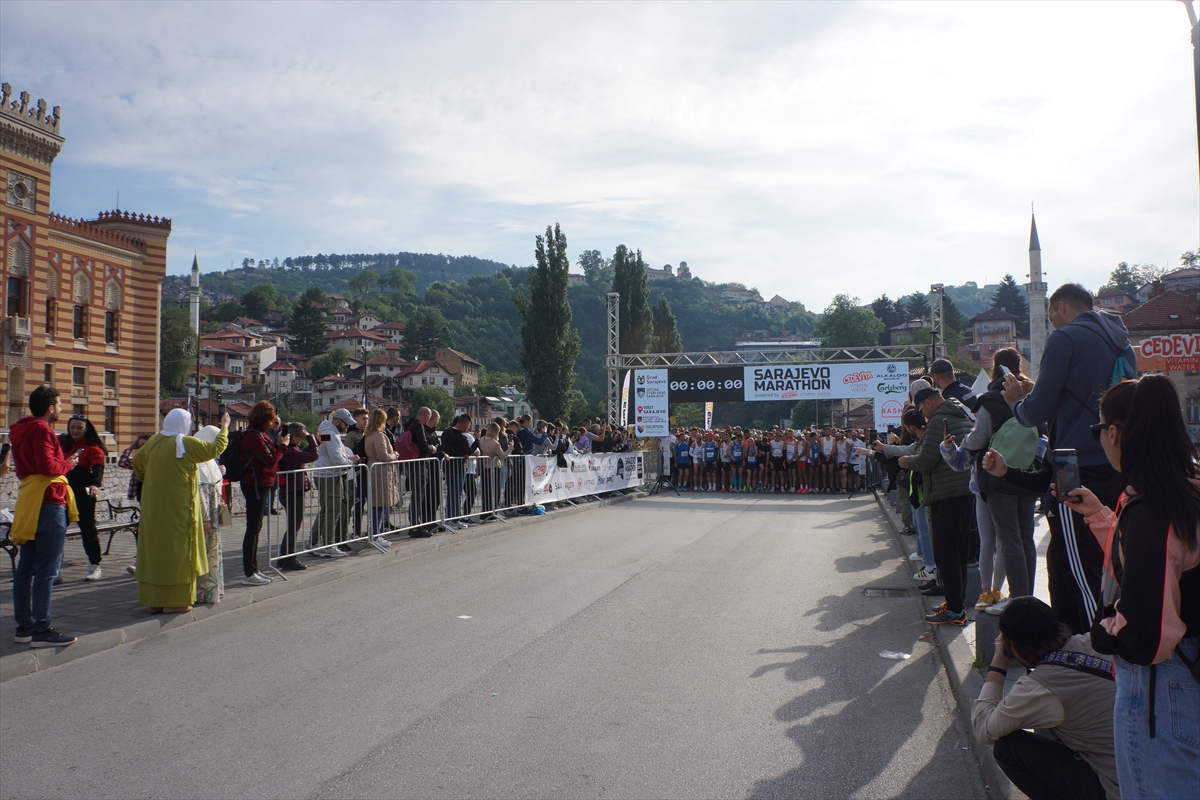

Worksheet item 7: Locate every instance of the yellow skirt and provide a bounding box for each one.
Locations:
[138,580,196,608]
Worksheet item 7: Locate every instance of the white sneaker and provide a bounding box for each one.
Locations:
[913,567,938,583]
[86,565,102,581]
[242,573,271,586]
[126,564,136,575]
[323,546,347,559]
[373,537,392,547]
[494,512,507,521]
[908,552,922,561]
[985,597,1012,616]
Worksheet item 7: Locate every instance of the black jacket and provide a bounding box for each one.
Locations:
[439,427,479,459]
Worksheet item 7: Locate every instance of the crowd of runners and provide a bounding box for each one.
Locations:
[660,427,874,494]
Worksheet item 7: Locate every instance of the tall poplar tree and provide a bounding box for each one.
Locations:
[651,295,683,353]
[514,224,580,421]
[612,244,653,353]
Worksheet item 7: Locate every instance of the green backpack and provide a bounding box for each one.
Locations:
[989,417,1038,470]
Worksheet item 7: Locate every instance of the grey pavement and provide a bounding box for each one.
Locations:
[0,493,989,799]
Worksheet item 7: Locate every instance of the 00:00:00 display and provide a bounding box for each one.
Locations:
[669,380,743,391]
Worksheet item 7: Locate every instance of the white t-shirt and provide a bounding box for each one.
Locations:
[770,440,784,458]
[821,436,834,456]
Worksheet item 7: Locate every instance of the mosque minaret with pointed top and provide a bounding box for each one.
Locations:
[1024,211,1048,379]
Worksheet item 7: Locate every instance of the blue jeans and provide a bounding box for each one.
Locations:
[1113,638,1200,799]
[12,504,68,632]
[914,504,935,571]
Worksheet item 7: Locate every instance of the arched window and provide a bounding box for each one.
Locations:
[46,264,59,297]
[6,237,31,276]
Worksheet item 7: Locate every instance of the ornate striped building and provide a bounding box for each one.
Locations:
[1,83,169,443]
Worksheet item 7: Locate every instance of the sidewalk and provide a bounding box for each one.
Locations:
[873,491,1052,800]
[0,494,634,681]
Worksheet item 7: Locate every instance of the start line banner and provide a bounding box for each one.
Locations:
[525,453,645,504]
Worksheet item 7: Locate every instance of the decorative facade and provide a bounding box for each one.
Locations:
[1,83,169,441]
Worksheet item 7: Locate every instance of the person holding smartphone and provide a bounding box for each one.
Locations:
[59,415,107,581]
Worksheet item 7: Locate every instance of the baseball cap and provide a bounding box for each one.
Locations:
[912,387,940,406]
[287,422,307,438]
[998,597,1060,644]
[930,358,955,375]
[332,408,355,425]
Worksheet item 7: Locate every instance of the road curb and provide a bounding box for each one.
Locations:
[0,492,637,683]
[870,489,1019,800]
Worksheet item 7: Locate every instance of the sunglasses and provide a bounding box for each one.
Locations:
[1089,421,1121,443]
[69,414,88,422]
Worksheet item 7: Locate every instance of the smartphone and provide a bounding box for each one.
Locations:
[0,442,9,463]
[999,365,1012,377]
[320,433,332,442]
[869,429,878,444]
[217,403,226,417]
[1052,449,1081,500]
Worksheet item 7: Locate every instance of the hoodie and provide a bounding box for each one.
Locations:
[1014,310,1135,468]
[314,419,354,478]
[10,415,73,506]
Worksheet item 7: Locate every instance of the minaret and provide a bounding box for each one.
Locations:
[1023,211,1048,379]
[189,254,201,335]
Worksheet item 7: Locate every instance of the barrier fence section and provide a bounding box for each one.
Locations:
[256,454,642,578]
[262,462,373,578]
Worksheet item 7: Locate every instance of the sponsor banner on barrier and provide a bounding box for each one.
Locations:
[633,369,670,437]
[1134,334,1200,371]
[525,453,644,504]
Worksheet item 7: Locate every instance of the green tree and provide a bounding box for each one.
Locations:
[207,301,243,323]
[386,268,417,295]
[650,295,683,353]
[813,295,885,348]
[612,244,653,353]
[991,274,1030,336]
[349,270,377,296]
[411,385,455,428]
[578,249,613,285]
[903,292,930,321]
[242,283,282,321]
[514,224,580,421]
[943,295,969,334]
[288,296,329,357]
[870,294,907,345]
[160,303,197,396]
[309,349,348,380]
[401,307,451,361]
[672,403,703,428]
[298,286,326,305]
[478,368,527,397]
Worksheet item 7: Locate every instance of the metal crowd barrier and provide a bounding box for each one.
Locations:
[252,453,641,579]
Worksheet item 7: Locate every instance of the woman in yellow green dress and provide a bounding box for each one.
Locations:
[132,408,228,613]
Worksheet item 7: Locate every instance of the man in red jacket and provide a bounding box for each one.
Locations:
[11,386,78,648]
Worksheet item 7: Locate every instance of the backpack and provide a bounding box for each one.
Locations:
[394,428,421,460]
[989,417,1038,470]
[1110,351,1136,387]
[219,430,247,481]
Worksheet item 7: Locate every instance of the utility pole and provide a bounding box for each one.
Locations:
[605,292,620,425]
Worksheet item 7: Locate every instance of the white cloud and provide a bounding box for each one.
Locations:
[1,0,1194,310]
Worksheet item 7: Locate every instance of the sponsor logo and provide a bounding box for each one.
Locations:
[887,364,897,374]
[781,391,798,400]
[636,425,646,434]
[565,481,575,490]
[531,465,547,478]
[842,371,874,385]
[637,374,646,385]
[876,381,907,395]
[881,400,904,416]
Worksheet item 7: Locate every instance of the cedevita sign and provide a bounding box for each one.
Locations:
[1135,334,1200,371]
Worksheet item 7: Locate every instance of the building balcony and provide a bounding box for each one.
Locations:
[5,315,31,340]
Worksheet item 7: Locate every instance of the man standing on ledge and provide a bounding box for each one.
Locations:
[1003,283,1135,635]
[10,385,79,648]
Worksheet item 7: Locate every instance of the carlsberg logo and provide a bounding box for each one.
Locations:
[876,381,907,395]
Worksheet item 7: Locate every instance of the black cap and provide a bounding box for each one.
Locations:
[912,386,940,406]
[998,597,1060,644]
[930,358,955,375]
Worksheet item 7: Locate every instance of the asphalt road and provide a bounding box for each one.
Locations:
[0,494,987,799]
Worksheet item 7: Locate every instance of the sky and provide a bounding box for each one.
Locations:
[1,1,1197,312]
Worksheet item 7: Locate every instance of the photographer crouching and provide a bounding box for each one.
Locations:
[972,597,1118,800]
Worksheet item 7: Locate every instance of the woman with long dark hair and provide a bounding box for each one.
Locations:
[59,415,107,581]
[1066,376,1200,798]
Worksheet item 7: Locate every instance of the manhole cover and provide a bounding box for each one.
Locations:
[862,588,909,598]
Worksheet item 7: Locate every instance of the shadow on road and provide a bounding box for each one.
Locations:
[746,579,978,799]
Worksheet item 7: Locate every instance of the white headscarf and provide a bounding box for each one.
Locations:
[195,425,223,484]
[160,408,192,459]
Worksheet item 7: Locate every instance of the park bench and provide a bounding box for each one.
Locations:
[1,500,139,577]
